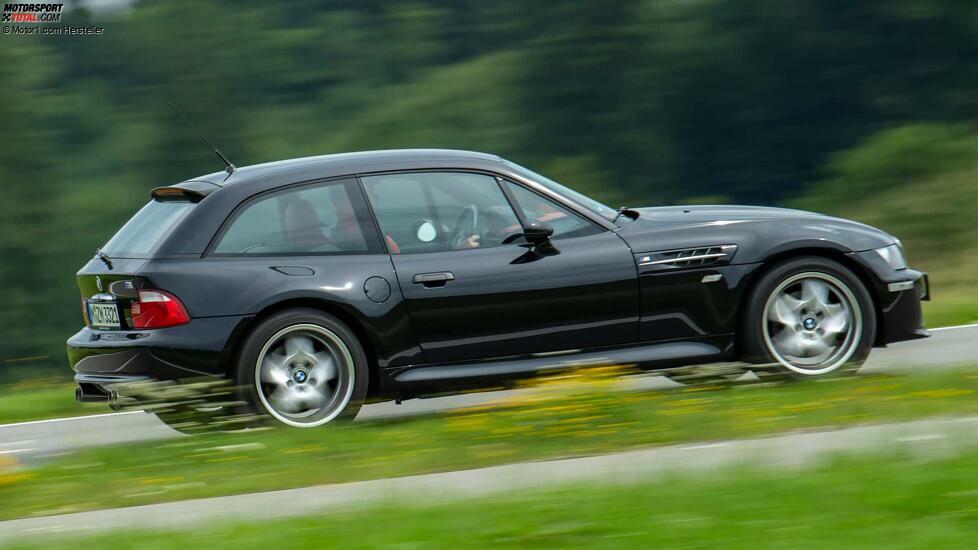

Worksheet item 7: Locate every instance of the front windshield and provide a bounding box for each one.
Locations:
[505,161,618,221]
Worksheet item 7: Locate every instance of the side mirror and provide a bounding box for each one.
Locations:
[523,219,554,244]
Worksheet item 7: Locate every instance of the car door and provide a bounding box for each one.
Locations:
[362,171,639,364]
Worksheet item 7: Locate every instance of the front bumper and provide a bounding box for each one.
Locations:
[67,315,248,401]
[850,250,929,345]
[878,271,929,344]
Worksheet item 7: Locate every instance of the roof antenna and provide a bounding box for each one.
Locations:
[167,101,236,180]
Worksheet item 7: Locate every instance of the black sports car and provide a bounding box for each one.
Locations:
[68,149,929,427]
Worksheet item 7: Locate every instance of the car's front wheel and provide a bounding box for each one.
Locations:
[741,256,876,379]
[237,308,368,427]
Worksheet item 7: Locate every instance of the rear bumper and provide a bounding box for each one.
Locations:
[67,315,248,383]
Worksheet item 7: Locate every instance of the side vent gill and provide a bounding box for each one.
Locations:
[635,244,738,273]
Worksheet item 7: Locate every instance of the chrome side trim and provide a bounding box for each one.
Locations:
[640,253,727,266]
[532,349,583,357]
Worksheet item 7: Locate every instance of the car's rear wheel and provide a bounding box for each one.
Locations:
[237,308,368,427]
[742,256,876,380]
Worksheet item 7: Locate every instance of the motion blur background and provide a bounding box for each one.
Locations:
[1,0,975,381]
[3,3,978,546]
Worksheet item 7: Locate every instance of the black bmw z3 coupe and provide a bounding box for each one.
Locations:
[68,149,929,428]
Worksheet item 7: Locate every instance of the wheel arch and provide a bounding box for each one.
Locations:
[222,297,381,396]
[736,246,886,354]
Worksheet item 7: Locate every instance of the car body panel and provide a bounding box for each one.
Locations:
[636,263,757,342]
[66,149,929,404]
[389,231,639,364]
[617,205,896,262]
[134,254,422,369]
[67,315,246,378]
[614,204,913,345]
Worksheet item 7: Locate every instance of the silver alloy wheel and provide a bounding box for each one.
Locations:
[254,323,355,427]
[761,272,862,376]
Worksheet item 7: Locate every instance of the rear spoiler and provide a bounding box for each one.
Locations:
[150,180,219,203]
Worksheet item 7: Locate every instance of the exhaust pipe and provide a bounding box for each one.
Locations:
[75,384,110,403]
[75,382,136,410]
[108,389,122,411]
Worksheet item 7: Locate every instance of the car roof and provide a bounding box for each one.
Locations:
[187,149,505,187]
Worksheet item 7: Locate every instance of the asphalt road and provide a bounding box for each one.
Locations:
[1,324,976,463]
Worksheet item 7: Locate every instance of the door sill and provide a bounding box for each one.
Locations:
[391,337,731,384]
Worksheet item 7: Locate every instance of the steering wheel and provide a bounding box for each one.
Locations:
[449,205,479,249]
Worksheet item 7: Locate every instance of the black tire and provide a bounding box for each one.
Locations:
[235,308,369,427]
[740,256,876,380]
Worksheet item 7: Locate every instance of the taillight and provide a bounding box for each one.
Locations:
[131,289,190,329]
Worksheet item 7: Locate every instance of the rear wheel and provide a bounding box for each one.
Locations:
[237,308,368,427]
[741,257,876,380]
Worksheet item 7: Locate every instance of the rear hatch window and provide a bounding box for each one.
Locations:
[101,200,194,258]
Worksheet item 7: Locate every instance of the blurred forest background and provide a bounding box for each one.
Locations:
[1,0,976,380]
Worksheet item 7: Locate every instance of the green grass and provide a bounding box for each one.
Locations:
[923,286,978,328]
[5,366,978,521]
[12,448,978,549]
[0,382,103,425]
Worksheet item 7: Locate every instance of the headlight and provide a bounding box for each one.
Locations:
[874,243,907,270]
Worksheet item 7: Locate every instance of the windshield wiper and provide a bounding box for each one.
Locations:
[95,248,113,270]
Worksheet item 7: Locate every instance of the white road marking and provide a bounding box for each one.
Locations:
[23,526,62,533]
[0,440,35,448]
[0,410,144,429]
[894,434,945,443]
[0,449,34,455]
[929,323,978,332]
[681,442,730,451]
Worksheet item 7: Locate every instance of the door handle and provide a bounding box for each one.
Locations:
[412,271,455,287]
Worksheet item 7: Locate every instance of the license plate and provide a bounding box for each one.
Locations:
[87,302,120,329]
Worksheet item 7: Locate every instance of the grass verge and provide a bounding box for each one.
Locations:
[0,382,102,425]
[3,366,978,520]
[11,447,978,548]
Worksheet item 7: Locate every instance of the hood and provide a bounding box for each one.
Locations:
[616,204,896,261]
[633,204,830,224]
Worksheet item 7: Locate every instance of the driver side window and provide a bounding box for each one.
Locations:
[504,181,602,240]
[362,172,521,254]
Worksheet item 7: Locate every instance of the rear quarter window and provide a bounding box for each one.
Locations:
[101,201,194,258]
[212,179,382,256]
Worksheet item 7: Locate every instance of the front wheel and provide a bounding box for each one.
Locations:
[741,257,876,380]
[236,309,368,427]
